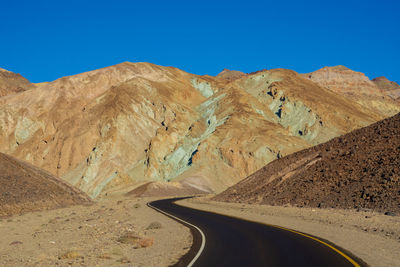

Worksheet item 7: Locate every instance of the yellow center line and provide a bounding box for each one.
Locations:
[176,200,362,267]
[270,224,361,267]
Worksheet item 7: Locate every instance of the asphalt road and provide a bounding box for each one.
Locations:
[148,197,366,267]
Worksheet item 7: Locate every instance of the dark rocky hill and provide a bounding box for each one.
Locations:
[215,113,400,214]
[0,153,91,217]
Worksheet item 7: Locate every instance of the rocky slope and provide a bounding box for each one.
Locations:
[0,68,35,97]
[126,180,212,197]
[0,152,91,217]
[372,76,400,100]
[304,66,400,116]
[0,63,394,198]
[215,113,400,214]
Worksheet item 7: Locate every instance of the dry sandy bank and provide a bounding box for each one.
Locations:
[0,196,191,267]
[178,196,400,267]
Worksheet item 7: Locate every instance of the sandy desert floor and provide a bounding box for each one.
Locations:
[0,196,191,267]
[178,196,400,267]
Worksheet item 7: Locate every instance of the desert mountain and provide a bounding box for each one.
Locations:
[303,66,400,116]
[0,152,91,217]
[0,68,35,97]
[372,76,400,100]
[215,113,400,214]
[0,63,395,198]
[216,69,246,81]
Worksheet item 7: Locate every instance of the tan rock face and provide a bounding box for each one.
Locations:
[0,68,35,97]
[0,62,207,197]
[304,66,381,96]
[0,63,393,197]
[303,66,400,116]
[372,76,400,100]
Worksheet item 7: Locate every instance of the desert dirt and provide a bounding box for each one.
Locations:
[0,195,191,267]
[178,196,400,267]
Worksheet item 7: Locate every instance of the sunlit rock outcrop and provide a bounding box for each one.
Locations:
[0,68,35,97]
[303,66,400,116]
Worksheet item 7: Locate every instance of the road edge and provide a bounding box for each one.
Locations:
[175,198,370,267]
[147,200,205,267]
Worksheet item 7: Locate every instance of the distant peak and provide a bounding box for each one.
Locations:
[305,65,356,76]
[329,65,351,71]
[220,68,232,72]
[216,69,246,81]
[0,67,12,73]
[372,76,389,82]
[313,65,351,72]
[306,65,360,76]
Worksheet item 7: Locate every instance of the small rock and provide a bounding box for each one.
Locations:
[98,253,112,260]
[384,211,396,216]
[117,232,154,248]
[59,250,82,260]
[137,237,154,248]
[117,232,140,245]
[146,221,162,230]
[9,241,23,245]
[117,257,131,263]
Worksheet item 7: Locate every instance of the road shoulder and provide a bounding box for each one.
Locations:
[0,196,192,266]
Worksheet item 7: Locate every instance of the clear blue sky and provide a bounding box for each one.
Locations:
[1,0,399,83]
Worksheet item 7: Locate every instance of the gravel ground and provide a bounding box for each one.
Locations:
[0,196,191,267]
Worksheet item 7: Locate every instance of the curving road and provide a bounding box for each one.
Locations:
[148,197,366,267]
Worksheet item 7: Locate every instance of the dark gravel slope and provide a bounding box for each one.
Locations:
[215,113,400,214]
[0,153,91,217]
